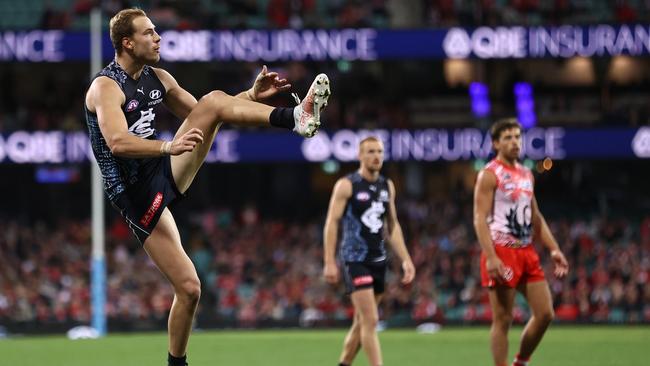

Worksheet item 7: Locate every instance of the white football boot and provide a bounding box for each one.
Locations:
[292,73,330,138]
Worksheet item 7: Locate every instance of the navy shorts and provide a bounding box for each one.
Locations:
[342,261,387,295]
[111,155,183,244]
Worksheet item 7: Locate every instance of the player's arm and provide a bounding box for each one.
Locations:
[323,178,352,284]
[531,194,569,278]
[473,169,505,281]
[235,65,291,103]
[154,68,198,120]
[87,77,203,158]
[385,179,415,285]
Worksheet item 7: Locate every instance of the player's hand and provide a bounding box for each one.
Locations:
[550,249,569,278]
[323,262,339,284]
[486,254,506,284]
[401,260,415,285]
[248,65,291,102]
[170,128,204,155]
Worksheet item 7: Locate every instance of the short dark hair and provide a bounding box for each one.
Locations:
[490,118,521,141]
[109,8,147,54]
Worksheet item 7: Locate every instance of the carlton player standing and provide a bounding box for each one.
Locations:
[323,136,415,366]
[473,119,569,366]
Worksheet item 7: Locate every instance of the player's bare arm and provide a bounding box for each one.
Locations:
[236,65,292,102]
[87,76,203,158]
[531,195,569,278]
[154,68,197,119]
[473,169,505,282]
[385,179,415,284]
[323,178,352,284]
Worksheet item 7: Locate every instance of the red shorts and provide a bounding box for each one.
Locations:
[480,245,545,288]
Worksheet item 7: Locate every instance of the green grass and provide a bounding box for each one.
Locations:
[1,326,648,366]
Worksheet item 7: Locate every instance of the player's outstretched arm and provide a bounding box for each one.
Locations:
[87,77,203,158]
[473,169,505,282]
[531,195,569,278]
[323,178,352,284]
[236,65,292,103]
[385,180,415,285]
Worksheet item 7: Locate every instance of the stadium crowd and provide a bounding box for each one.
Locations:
[1,198,649,329]
[2,0,648,30]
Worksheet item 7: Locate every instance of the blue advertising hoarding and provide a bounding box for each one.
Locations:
[0,127,648,164]
[2,24,650,62]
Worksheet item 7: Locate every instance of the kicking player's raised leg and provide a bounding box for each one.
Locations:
[171,73,330,193]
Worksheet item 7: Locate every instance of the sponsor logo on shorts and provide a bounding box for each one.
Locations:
[353,275,373,286]
[502,266,514,281]
[126,99,139,112]
[140,192,163,227]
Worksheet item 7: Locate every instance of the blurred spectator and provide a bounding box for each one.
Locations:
[1,198,648,328]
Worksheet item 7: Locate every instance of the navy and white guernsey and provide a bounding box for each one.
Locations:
[84,60,167,202]
[340,172,390,263]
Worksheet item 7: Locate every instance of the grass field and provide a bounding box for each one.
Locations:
[1,326,648,366]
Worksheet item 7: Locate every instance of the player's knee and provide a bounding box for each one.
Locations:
[202,90,230,117]
[359,312,379,329]
[538,308,554,325]
[177,277,201,303]
[493,312,513,327]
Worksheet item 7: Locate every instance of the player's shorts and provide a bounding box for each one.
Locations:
[341,260,386,294]
[480,244,545,288]
[110,155,183,244]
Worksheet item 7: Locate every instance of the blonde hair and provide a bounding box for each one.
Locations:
[109,8,147,54]
[359,136,381,152]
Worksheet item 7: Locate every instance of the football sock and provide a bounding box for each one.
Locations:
[338,363,349,366]
[512,353,530,366]
[168,352,187,366]
[269,107,295,129]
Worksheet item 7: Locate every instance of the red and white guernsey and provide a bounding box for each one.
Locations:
[484,159,534,247]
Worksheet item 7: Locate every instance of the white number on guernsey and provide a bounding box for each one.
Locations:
[361,201,385,234]
[129,108,156,138]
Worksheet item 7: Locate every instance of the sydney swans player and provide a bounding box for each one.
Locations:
[473,119,569,366]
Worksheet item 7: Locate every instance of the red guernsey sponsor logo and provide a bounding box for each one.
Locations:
[140,192,163,227]
[353,275,373,286]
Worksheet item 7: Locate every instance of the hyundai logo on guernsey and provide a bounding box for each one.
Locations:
[149,89,162,99]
